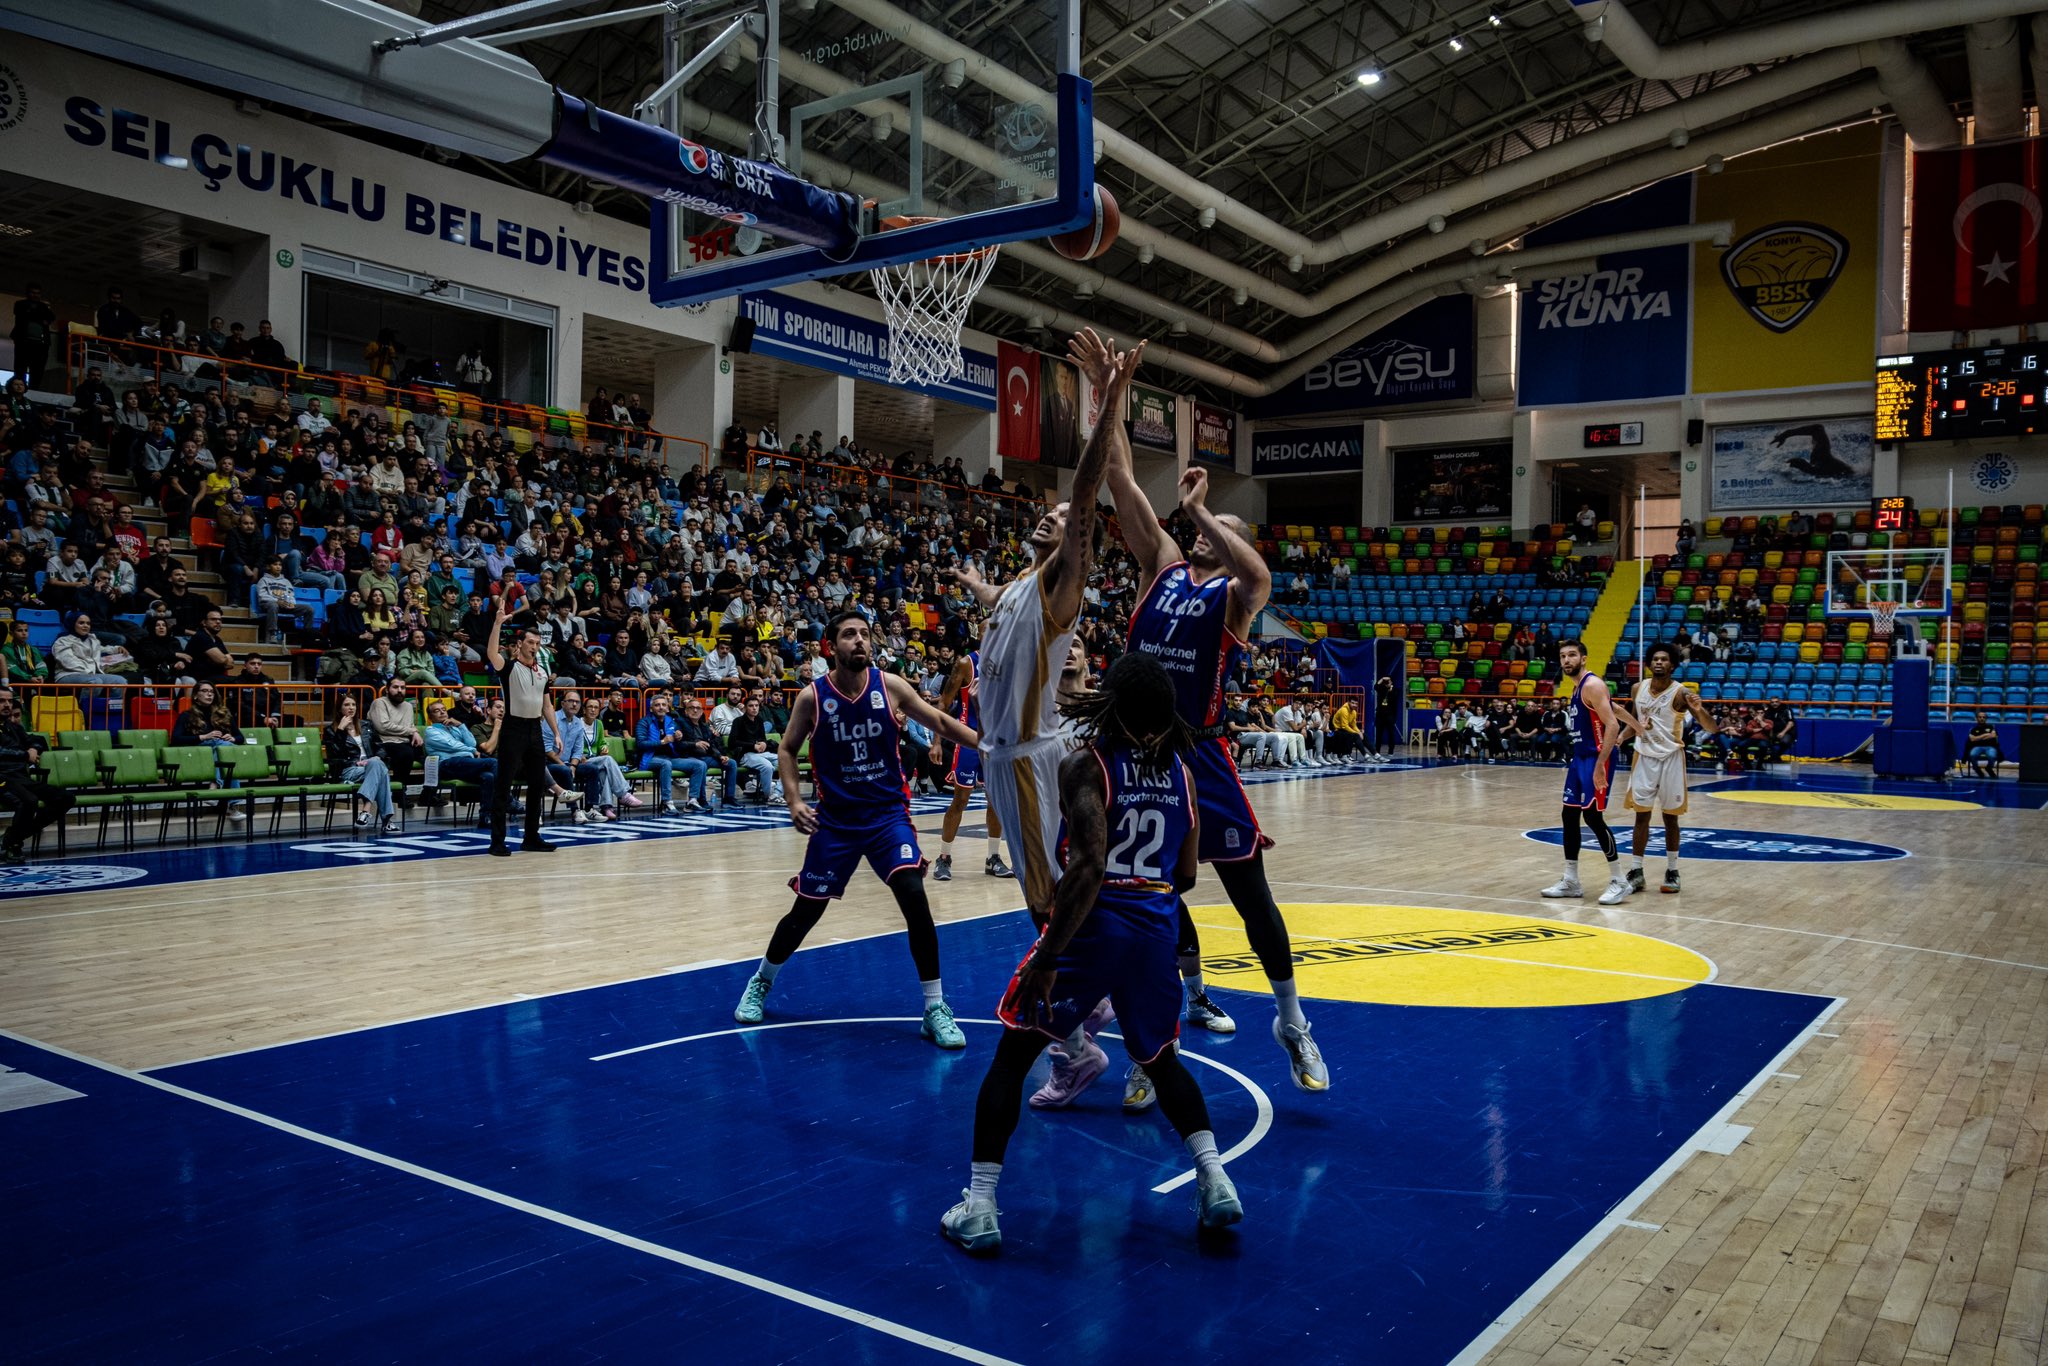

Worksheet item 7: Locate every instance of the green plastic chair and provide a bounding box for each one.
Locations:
[96,747,170,851]
[34,749,105,854]
[274,726,321,750]
[118,729,168,751]
[241,726,276,749]
[158,745,229,844]
[57,731,111,753]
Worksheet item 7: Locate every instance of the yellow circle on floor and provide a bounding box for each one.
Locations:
[1707,790,1981,812]
[1189,903,1712,1009]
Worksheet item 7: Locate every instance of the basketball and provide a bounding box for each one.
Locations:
[1049,185,1120,261]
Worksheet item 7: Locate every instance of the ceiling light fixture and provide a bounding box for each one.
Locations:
[1487,13,1502,27]
[1447,36,1465,53]
[1356,68,1382,86]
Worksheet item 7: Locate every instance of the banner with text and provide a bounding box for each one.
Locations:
[1710,417,1874,510]
[1251,423,1365,477]
[1253,294,1475,418]
[1693,125,1880,393]
[1128,383,1178,452]
[1193,402,1236,466]
[739,291,995,408]
[1391,442,1513,522]
[1518,176,1693,406]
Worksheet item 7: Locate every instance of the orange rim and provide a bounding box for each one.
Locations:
[876,214,997,266]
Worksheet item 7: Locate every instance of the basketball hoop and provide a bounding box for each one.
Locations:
[870,216,1001,388]
[1869,598,1899,639]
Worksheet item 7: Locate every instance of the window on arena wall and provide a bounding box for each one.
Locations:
[304,275,551,406]
[1265,473,1362,528]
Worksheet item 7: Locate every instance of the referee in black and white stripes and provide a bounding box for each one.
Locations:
[486,589,561,857]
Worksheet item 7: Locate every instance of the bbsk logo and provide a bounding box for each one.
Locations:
[1719,222,1848,333]
[0,62,26,135]
[0,864,148,895]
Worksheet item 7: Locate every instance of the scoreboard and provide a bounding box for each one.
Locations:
[1871,495,1914,533]
[1876,344,2048,442]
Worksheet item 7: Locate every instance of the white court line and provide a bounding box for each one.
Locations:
[1265,879,2048,974]
[1444,995,1845,1366]
[147,907,1031,1071]
[591,1017,1273,1195]
[0,1027,1020,1366]
[1191,922,1718,990]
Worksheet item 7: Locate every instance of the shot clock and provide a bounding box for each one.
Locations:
[1871,495,1914,533]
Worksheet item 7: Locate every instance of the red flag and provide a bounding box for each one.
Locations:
[996,341,1040,463]
[1910,137,2048,331]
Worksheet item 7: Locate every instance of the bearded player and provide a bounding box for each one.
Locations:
[1608,641,1716,899]
[1539,638,1633,904]
[1104,446,1329,1094]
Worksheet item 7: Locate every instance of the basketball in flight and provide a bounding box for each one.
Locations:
[1049,185,1121,261]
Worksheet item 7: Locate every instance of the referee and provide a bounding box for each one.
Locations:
[486,590,561,857]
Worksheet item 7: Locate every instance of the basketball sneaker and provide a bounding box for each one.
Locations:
[1185,990,1237,1033]
[920,1000,966,1049]
[1661,869,1682,893]
[1272,1018,1330,1092]
[932,854,953,882]
[1540,877,1583,898]
[733,973,771,1025]
[1597,875,1633,906]
[941,1192,1001,1253]
[1627,867,1646,894]
[1197,1169,1244,1230]
[984,853,1013,878]
[1028,1038,1109,1108]
[1122,1064,1157,1112]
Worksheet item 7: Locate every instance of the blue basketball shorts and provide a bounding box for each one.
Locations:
[997,912,1184,1064]
[1562,753,1611,810]
[1191,736,1272,863]
[789,812,925,901]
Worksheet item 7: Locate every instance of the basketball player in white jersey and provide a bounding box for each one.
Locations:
[1608,642,1717,899]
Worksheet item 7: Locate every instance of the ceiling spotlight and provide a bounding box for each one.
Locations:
[1287,253,1304,273]
[1231,286,1248,306]
[1137,243,1156,265]
[1447,36,1465,53]
[1197,206,1217,229]
[1487,13,1502,27]
[1356,68,1382,87]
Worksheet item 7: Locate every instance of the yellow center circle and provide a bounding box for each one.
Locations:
[1707,790,1980,812]
[1190,903,1713,1009]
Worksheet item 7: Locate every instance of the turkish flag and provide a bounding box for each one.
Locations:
[997,341,1040,463]
[1910,137,2048,331]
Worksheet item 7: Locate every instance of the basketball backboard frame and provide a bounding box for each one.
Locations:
[1824,547,1953,619]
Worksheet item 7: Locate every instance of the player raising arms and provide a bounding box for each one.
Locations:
[731,610,983,1048]
[941,654,1243,1253]
[1106,450,1329,1093]
[1608,642,1717,899]
[1540,638,1634,904]
[931,639,1010,882]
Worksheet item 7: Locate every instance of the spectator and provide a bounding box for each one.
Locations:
[423,698,498,826]
[248,319,291,370]
[9,284,55,391]
[253,557,311,643]
[1574,502,1597,537]
[51,611,131,684]
[96,285,142,346]
[131,615,193,685]
[394,627,439,686]
[367,676,426,806]
[170,680,247,821]
[0,686,73,861]
[726,694,781,802]
[675,693,730,809]
[456,343,492,396]
[1675,519,1697,557]
[324,693,398,832]
[1965,714,2003,778]
[633,691,685,815]
[230,653,285,731]
[1538,702,1568,761]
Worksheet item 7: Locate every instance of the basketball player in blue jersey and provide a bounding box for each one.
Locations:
[1540,638,1631,904]
[732,610,985,1048]
[1104,447,1330,1094]
[942,654,1243,1252]
[931,644,1011,882]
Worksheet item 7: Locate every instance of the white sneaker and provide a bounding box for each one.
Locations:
[940,1191,1001,1253]
[1197,1169,1244,1230]
[1122,1064,1157,1112]
[1540,877,1582,898]
[1597,876,1633,906]
[572,808,588,824]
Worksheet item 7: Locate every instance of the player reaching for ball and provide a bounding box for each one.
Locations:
[941,653,1242,1253]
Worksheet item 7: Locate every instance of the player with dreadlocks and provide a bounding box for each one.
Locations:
[941,653,1244,1251]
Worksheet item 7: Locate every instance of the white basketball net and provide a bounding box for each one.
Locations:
[1869,598,1898,638]
[872,244,1001,388]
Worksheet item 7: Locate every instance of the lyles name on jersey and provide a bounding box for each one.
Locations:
[1110,756,1184,807]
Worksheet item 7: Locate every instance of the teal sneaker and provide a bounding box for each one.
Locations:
[921,999,966,1049]
[1197,1170,1243,1230]
[733,973,771,1025]
[940,1192,1001,1253]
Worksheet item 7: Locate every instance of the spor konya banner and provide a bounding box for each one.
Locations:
[1693,125,1880,393]
[1517,176,1693,406]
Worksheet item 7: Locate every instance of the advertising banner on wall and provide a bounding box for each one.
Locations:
[1192,402,1236,466]
[1250,423,1364,477]
[1391,442,1513,521]
[740,292,995,409]
[1518,176,1693,406]
[1692,125,1880,393]
[1252,294,1475,418]
[1710,417,1874,510]
[1128,384,1178,451]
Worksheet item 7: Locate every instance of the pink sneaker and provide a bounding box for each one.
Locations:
[621,792,645,808]
[1082,996,1115,1039]
[1028,1038,1109,1109]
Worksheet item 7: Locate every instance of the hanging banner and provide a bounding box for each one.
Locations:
[1693,126,1880,393]
[1251,423,1364,477]
[1518,177,1693,406]
[1253,294,1475,417]
[1709,417,1875,510]
[996,340,1040,463]
[739,291,995,408]
[1391,442,1513,521]
[1909,135,2048,333]
[1192,402,1236,466]
[1040,353,1082,469]
[1128,384,1177,452]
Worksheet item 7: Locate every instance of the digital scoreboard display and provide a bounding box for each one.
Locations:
[1872,495,1914,533]
[1876,344,2048,442]
[1583,421,1644,448]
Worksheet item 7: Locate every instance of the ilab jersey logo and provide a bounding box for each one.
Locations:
[1719,221,1849,333]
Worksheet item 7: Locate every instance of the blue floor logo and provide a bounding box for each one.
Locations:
[0,864,150,894]
[1522,827,1908,862]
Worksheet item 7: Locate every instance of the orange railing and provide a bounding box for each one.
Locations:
[62,333,712,475]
